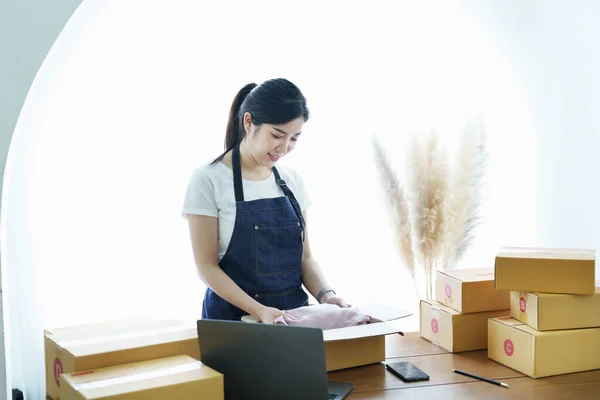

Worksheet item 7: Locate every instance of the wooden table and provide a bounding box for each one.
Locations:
[328,332,600,399]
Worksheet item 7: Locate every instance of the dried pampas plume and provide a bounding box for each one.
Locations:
[373,118,487,300]
[372,137,415,283]
[443,117,488,269]
[406,129,449,300]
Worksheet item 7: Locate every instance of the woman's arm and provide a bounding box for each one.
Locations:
[187,214,292,322]
[300,211,349,307]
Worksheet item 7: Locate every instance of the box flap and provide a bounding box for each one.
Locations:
[242,315,404,341]
[497,247,595,261]
[533,281,600,297]
[438,267,495,283]
[240,304,412,325]
[492,317,568,336]
[323,322,402,342]
[513,323,545,335]
[63,355,219,396]
[56,324,195,349]
[46,317,183,341]
[490,316,524,327]
[55,323,197,358]
[421,299,460,316]
[67,355,201,385]
[355,303,412,322]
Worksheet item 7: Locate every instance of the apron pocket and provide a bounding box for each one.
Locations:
[254,220,303,277]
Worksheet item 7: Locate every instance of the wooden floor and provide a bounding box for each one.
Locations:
[328,332,600,399]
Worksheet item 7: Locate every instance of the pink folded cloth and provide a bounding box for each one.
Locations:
[273,303,371,329]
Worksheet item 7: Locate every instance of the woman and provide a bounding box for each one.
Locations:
[183,78,348,324]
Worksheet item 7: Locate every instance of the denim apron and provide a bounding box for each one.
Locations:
[201,144,309,320]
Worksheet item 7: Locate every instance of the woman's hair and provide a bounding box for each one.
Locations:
[212,78,310,163]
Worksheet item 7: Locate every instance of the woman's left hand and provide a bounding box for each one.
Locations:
[321,292,351,308]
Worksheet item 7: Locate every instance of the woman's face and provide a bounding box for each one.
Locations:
[244,112,304,168]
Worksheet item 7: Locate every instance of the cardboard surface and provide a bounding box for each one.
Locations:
[510,283,600,331]
[435,268,510,313]
[45,317,200,399]
[241,304,410,371]
[60,355,223,400]
[495,247,596,294]
[488,317,600,378]
[420,300,509,352]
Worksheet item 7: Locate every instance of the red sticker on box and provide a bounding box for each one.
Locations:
[431,318,439,333]
[520,297,526,313]
[54,357,64,387]
[504,339,514,356]
[445,284,452,299]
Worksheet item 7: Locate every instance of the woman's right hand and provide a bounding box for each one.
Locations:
[254,306,296,324]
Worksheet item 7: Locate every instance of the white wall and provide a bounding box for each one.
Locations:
[0,1,83,398]
[1,0,599,398]
[462,0,600,277]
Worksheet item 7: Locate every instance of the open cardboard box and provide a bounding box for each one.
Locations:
[60,355,223,400]
[241,304,411,371]
[45,317,200,400]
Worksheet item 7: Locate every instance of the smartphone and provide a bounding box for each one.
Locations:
[385,362,430,382]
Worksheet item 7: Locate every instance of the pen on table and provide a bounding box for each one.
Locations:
[452,369,509,388]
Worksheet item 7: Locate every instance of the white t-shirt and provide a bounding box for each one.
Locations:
[182,161,312,261]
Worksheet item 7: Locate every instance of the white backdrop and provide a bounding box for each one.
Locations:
[1,1,537,398]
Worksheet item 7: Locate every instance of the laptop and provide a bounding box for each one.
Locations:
[197,319,354,400]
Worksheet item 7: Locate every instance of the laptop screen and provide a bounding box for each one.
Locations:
[197,320,330,399]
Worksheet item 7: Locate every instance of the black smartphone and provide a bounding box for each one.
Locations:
[385,362,430,382]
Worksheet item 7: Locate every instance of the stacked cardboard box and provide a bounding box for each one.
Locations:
[420,267,510,352]
[488,247,600,378]
[44,317,223,400]
[60,355,223,400]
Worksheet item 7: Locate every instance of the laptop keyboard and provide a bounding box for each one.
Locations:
[328,394,338,399]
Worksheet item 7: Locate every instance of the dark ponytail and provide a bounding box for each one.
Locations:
[212,78,310,163]
[224,83,257,152]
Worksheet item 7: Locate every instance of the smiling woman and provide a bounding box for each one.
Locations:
[1,0,537,398]
[183,78,349,324]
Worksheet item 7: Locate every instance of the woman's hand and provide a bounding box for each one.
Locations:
[320,292,351,308]
[254,306,297,324]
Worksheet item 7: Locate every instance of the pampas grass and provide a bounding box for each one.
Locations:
[443,117,488,269]
[407,128,450,300]
[372,137,416,289]
[372,118,487,300]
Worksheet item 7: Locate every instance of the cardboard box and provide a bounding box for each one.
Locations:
[435,268,510,313]
[488,317,600,378]
[60,355,223,400]
[419,300,509,352]
[45,317,200,400]
[241,304,411,371]
[495,247,596,294]
[510,283,600,331]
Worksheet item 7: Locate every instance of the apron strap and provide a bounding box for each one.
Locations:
[232,144,244,202]
[273,167,306,241]
[232,143,306,241]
